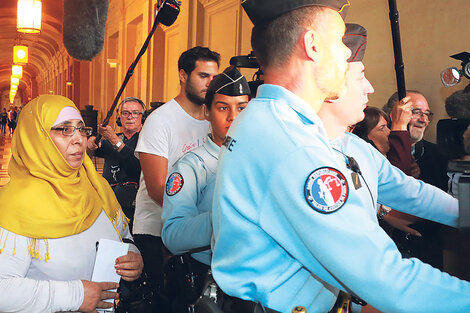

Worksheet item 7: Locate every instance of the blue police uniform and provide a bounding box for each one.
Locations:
[162,134,219,265]
[211,84,470,313]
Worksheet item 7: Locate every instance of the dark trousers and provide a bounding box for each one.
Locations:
[133,234,164,288]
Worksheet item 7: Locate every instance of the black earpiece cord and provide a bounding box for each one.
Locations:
[332,147,375,207]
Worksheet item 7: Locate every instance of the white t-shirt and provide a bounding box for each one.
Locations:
[133,99,210,236]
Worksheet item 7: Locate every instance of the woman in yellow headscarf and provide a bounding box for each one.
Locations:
[0,95,143,313]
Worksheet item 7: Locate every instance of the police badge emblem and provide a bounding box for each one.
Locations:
[304,167,349,213]
[166,172,184,196]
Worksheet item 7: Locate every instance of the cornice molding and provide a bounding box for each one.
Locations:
[198,0,213,7]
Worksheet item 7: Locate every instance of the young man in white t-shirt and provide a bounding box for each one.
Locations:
[133,46,220,291]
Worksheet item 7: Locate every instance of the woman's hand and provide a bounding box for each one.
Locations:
[115,251,143,281]
[79,280,119,313]
[390,96,412,131]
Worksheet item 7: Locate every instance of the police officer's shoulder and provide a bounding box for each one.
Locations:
[166,152,208,197]
[345,132,387,159]
[172,148,207,174]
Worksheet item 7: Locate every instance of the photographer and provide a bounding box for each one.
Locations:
[442,82,470,281]
[87,97,144,227]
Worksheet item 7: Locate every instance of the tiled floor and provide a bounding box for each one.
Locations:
[0,132,104,188]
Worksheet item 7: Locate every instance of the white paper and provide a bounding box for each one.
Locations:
[92,238,129,312]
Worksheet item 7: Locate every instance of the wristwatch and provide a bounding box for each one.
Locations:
[113,140,123,151]
[377,205,391,221]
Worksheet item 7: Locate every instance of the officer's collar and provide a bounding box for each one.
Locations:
[256,84,326,129]
[205,134,221,159]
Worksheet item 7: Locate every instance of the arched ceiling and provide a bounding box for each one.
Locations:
[0,0,64,97]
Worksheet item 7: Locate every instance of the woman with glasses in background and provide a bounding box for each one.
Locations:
[0,95,143,313]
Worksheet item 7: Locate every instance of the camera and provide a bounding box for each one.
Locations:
[229,51,263,97]
[438,52,470,232]
[437,52,470,159]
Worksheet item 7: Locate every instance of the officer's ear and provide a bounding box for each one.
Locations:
[303,29,321,63]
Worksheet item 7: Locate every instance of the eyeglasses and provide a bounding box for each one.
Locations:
[411,109,434,121]
[51,125,93,136]
[121,110,143,118]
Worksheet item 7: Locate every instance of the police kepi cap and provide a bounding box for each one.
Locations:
[207,67,251,97]
[241,0,350,25]
[344,23,367,63]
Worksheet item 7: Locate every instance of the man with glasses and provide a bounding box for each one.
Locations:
[384,90,449,271]
[87,96,145,227]
[385,90,447,190]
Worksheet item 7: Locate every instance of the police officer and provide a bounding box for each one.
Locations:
[161,67,250,312]
[211,2,470,313]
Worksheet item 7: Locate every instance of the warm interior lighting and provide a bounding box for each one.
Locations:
[13,45,28,64]
[49,90,54,94]
[10,89,17,103]
[11,77,20,85]
[12,65,23,78]
[17,0,42,33]
[66,81,73,86]
[107,59,119,68]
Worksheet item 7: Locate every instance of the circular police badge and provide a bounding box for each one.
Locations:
[166,172,184,196]
[304,167,348,214]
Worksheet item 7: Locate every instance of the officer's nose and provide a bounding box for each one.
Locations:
[227,109,237,122]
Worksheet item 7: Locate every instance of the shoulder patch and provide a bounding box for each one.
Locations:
[304,167,348,214]
[166,172,184,196]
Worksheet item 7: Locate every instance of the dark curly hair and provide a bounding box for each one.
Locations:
[178,46,220,76]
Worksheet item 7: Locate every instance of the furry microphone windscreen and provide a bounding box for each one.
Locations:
[63,0,109,61]
[445,82,470,119]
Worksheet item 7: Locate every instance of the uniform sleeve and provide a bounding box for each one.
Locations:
[0,228,84,312]
[371,143,458,227]
[135,111,170,159]
[259,146,470,313]
[161,159,212,255]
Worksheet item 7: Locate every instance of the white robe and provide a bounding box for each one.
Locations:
[0,210,136,313]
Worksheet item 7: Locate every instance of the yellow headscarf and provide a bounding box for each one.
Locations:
[0,95,121,239]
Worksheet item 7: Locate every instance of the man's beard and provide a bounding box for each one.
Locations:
[185,78,205,106]
[409,122,426,143]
